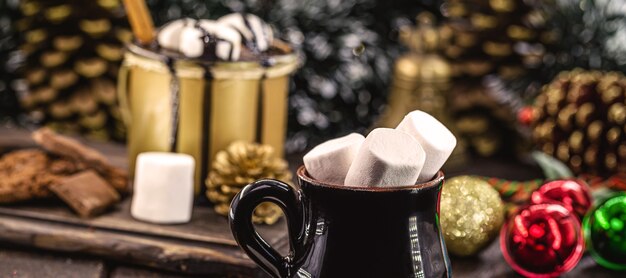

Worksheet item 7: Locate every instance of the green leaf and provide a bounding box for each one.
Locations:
[531,151,574,179]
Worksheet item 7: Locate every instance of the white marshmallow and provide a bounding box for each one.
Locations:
[344,128,425,187]
[158,19,243,61]
[131,152,195,224]
[179,25,205,58]
[303,133,364,184]
[396,110,457,183]
[158,18,194,51]
[217,13,274,52]
[197,20,242,61]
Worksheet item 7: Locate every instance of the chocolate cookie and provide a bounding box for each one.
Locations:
[0,149,57,203]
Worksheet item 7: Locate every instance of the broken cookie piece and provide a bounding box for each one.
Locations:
[49,170,120,218]
[32,128,128,193]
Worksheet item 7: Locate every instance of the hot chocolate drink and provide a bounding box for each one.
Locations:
[119,13,299,193]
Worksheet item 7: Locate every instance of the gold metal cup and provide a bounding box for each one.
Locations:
[117,44,299,194]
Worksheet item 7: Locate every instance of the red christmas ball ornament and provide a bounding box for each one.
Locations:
[530,180,593,220]
[501,203,584,277]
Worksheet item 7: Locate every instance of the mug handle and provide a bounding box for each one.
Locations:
[116,60,132,126]
[229,179,309,278]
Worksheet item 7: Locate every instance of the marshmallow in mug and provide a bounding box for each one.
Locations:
[344,128,426,187]
[157,18,242,61]
[157,13,275,61]
[396,110,457,183]
[131,152,195,224]
[217,13,274,52]
[303,133,364,185]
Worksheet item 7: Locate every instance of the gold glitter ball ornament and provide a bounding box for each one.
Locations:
[206,141,292,225]
[440,176,505,256]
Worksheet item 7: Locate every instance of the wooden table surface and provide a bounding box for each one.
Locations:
[0,126,623,277]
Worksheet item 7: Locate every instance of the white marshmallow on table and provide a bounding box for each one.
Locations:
[303,133,365,185]
[344,128,426,187]
[396,110,457,183]
[217,13,274,52]
[131,152,195,224]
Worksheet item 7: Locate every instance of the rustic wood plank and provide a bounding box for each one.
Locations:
[0,214,266,277]
[0,198,287,248]
[110,266,196,278]
[110,264,259,278]
[0,244,106,278]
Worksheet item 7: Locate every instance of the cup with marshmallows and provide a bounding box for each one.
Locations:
[228,109,457,277]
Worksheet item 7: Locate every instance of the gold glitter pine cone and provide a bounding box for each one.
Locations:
[531,69,626,176]
[206,141,292,225]
[440,176,505,256]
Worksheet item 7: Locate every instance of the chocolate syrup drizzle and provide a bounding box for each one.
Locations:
[194,21,237,61]
[235,13,273,143]
[255,73,266,143]
[240,12,259,53]
[165,57,180,152]
[200,65,213,192]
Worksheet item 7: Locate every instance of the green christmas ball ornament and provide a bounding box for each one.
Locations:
[584,193,626,270]
[441,176,505,256]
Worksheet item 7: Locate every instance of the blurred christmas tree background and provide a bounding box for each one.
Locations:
[0,0,21,122]
[145,0,439,153]
[438,0,626,160]
[0,0,624,175]
[15,0,131,141]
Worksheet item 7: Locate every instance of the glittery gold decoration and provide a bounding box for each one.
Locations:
[532,69,626,176]
[206,141,292,225]
[440,176,504,256]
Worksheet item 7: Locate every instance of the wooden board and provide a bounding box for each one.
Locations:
[0,243,107,278]
[0,127,288,277]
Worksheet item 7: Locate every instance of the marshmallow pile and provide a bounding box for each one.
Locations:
[303,110,457,187]
[157,13,274,61]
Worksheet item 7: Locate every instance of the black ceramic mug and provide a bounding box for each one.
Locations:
[229,166,451,278]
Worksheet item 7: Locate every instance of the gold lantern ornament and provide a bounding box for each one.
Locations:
[206,141,292,225]
[376,12,466,167]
